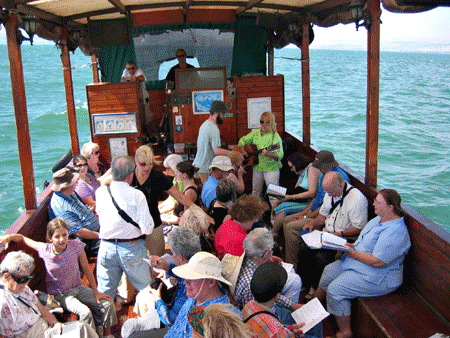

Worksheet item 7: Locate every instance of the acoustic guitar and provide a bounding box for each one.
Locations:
[233,143,280,167]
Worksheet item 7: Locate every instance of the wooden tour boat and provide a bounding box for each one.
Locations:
[1,0,450,337]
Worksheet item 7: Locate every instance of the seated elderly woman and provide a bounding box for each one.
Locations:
[72,155,101,212]
[214,195,268,258]
[315,189,411,338]
[81,141,107,180]
[208,178,236,232]
[179,205,214,253]
[121,227,201,338]
[0,251,98,338]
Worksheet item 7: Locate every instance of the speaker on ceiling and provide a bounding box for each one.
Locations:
[89,18,132,47]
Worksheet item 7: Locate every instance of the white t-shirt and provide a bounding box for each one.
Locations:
[121,68,149,100]
[320,184,368,233]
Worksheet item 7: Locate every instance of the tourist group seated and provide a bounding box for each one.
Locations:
[0,139,412,338]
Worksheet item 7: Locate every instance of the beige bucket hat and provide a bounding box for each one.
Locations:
[172,252,232,285]
[209,156,233,171]
[51,168,79,191]
[221,253,245,294]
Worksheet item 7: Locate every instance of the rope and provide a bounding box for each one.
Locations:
[275,56,309,62]
[62,61,97,71]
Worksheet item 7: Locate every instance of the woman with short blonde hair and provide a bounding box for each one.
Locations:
[132,145,194,256]
[81,141,107,178]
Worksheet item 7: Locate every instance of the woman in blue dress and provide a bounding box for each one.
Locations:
[316,189,411,338]
[272,153,320,235]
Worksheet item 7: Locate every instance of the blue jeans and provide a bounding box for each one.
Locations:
[97,239,151,299]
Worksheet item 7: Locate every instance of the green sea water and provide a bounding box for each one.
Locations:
[1,45,449,233]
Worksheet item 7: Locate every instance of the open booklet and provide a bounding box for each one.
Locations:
[266,183,287,199]
[291,298,330,333]
[301,230,349,251]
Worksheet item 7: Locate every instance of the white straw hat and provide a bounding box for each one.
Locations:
[221,253,245,294]
[172,252,232,285]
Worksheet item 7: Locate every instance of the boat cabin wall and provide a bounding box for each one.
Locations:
[85,74,285,166]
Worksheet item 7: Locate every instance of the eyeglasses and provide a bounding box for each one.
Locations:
[138,162,149,167]
[126,67,135,70]
[11,274,34,284]
[177,54,186,58]
[76,163,88,168]
[260,120,269,124]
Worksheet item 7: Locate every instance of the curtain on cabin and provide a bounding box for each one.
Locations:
[96,18,267,83]
[98,44,136,83]
[231,17,267,76]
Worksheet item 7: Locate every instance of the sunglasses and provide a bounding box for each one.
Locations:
[260,120,269,124]
[11,274,34,284]
[126,67,135,70]
[76,163,88,168]
[177,54,186,58]
[93,151,100,155]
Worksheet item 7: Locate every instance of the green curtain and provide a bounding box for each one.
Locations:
[98,44,136,83]
[231,17,267,76]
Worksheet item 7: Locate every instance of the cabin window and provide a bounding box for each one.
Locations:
[158,57,200,80]
[134,28,235,82]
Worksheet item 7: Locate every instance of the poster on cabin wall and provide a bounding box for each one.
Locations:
[247,97,271,129]
[92,112,138,134]
[192,90,224,114]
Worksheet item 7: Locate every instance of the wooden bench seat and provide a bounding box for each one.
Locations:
[352,286,450,338]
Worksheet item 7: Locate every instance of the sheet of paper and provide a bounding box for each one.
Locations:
[321,232,349,250]
[291,298,330,333]
[281,262,294,273]
[266,183,287,196]
[301,230,323,249]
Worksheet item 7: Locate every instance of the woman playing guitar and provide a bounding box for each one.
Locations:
[237,111,283,208]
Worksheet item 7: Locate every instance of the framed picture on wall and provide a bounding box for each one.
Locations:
[93,112,138,134]
[109,137,128,160]
[192,90,224,114]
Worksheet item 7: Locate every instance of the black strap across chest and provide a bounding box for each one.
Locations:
[244,310,279,323]
[107,186,140,229]
[329,183,354,215]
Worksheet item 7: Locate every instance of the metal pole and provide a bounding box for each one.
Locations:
[91,54,100,83]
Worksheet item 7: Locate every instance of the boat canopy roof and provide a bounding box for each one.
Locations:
[0,0,441,54]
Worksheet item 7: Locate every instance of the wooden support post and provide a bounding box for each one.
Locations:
[301,22,311,146]
[61,27,80,155]
[365,0,381,187]
[268,30,274,76]
[91,54,100,83]
[5,12,37,210]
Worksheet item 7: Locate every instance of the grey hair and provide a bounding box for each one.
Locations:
[167,227,201,260]
[111,156,136,181]
[81,141,99,159]
[243,228,274,260]
[216,178,236,203]
[0,251,35,276]
[180,205,209,235]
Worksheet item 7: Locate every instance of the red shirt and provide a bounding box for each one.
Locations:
[214,219,247,257]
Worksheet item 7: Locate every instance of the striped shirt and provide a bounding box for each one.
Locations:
[49,192,100,235]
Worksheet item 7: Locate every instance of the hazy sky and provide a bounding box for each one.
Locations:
[0,7,449,51]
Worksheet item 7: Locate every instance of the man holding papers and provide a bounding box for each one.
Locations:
[284,171,368,300]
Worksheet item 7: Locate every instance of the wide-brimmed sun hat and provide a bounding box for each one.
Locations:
[163,154,183,171]
[51,168,79,191]
[172,252,232,285]
[221,253,245,294]
[209,156,233,172]
[251,262,287,303]
[312,150,339,171]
